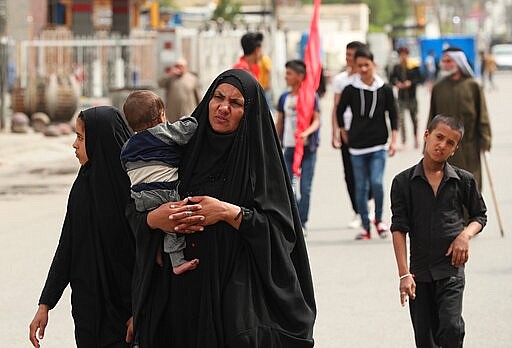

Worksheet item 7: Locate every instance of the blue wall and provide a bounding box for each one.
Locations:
[419,35,477,74]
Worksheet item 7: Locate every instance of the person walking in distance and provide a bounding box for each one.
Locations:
[276,59,321,232]
[390,46,422,150]
[258,53,273,109]
[391,115,487,348]
[484,51,497,90]
[233,32,264,79]
[424,49,438,92]
[331,40,367,229]
[336,46,398,240]
[478,50,487,89]
[428,47,492,191]
[158,57,201,123]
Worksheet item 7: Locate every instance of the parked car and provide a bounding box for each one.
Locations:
[491,44,512,70]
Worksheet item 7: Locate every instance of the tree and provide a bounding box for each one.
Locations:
[301,0,411,32]
[159,0,175,8]
[212,0,242,23]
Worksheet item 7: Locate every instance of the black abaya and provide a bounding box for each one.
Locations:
[39,106,135,347]
[128,69,316,347]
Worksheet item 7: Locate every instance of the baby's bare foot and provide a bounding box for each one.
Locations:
[173,259,199,275]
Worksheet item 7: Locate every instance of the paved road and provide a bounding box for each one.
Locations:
[1,73,511,347]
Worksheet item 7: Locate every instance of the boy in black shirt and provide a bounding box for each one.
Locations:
[391,115,487,348]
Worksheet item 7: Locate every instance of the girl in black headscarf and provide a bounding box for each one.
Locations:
[127,69,316,347]
[29,106,135,348]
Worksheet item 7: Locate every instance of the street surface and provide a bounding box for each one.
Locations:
[1,73,511,347]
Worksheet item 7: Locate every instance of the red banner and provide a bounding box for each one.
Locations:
[292,0,322,176]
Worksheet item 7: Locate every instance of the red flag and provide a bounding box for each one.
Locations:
[293,0,322,176]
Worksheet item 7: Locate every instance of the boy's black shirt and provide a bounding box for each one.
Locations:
[390,160,487,282]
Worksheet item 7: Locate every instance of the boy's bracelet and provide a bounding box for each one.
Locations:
[399,273,413,280]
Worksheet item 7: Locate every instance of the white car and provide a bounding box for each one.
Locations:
[492,44,512,70]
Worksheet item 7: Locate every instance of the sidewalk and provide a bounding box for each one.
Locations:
[0,130,77,195]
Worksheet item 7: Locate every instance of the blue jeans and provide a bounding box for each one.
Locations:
[350,149,386,230]
[284,147,317,227]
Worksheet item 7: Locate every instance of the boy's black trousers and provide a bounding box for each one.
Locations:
[409,276,465,348]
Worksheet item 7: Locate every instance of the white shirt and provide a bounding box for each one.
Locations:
[282,94,298,148]
[332,71,356,130]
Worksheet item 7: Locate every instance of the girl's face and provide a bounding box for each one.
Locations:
[73,117,89,165]
[208,83,245,134]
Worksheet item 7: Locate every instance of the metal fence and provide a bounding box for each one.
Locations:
[12,25,297,115]
[16,29,158,99]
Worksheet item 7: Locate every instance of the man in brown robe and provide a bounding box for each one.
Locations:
[428,47,492,190]
[159,58,202,123]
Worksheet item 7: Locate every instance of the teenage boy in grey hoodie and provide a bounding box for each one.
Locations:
[336,46,399,240]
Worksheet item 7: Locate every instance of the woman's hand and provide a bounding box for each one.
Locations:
[29,304,49,348]
[182,196,241,229]
[125,316,134,344]
[147,197,204,233]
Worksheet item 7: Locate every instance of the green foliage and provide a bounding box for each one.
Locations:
[159,0,175,8]
[300,0,412,32]
[365,0,410,31]
[212,0,242,23]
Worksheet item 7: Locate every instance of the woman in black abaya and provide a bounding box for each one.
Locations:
[128,69,316,347]
[29,106,135,348]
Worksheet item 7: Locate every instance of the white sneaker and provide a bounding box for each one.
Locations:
[367,200,375,222]
[368,211,375,222]
[348,215,362,229]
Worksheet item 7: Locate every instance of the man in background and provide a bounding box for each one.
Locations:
[158,57,201,123]
[258,53,273,110]
[331,40,367,229]
[390,46,422,150]
[233,32,263,79]
[428,47,492,191]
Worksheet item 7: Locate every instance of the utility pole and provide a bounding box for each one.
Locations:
[0,0,7,130]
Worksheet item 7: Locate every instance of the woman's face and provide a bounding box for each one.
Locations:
[208,83,245,134]
[73,117,89,165]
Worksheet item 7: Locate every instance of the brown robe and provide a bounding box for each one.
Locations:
[159,71,201,123]
[428,76,492,190]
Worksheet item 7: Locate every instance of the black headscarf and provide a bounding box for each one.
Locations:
[39,106,134,346]
[129,69,316,347]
